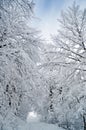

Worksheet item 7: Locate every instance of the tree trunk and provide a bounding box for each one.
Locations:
[49,86,53,112]
[83,115,86,130]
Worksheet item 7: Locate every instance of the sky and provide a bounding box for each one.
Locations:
[31,0,86,41]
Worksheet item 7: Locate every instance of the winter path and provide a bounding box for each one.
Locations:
[17,111,65,130]
[18,122,64,130]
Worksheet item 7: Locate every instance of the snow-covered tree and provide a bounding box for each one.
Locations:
[38,2,86,130]
[38,43,62,123]
[52,2,86,130]
[0,0,43,129]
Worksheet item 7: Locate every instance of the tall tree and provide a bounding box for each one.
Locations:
[53,2,86,130]
[0,0,42,129]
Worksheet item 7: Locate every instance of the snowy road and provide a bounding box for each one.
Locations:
[18,122,64,130]
[12,112,65,130]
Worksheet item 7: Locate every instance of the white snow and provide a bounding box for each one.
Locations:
[18,122,64,130]
[17,114,64,130]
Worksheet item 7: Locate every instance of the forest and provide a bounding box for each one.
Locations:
[0,0,86,130]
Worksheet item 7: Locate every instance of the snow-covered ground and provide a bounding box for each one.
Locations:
[4,111,65,130]
[17,111,65,130]
[18,122,64,130]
